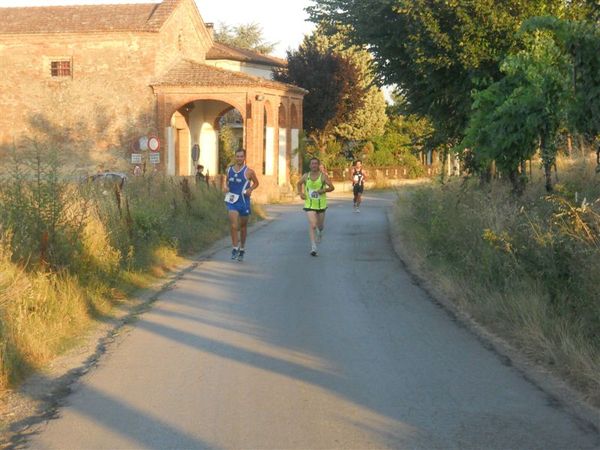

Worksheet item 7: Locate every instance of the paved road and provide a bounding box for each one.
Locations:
[29,193,598,449]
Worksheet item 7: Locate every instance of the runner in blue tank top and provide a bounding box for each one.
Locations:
[224,149,259,261]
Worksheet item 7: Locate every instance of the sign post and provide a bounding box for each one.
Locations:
[149,152,160,164]
[131,153,142,164]
[191,144,200,164]
[148,135,160,152]
[131,135,161,173]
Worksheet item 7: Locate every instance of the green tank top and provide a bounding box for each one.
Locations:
[304,173,327,210]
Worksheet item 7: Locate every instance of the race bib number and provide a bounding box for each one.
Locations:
[309,190,320,199]
[225,192,240,204]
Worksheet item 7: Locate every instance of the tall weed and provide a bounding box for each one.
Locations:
[395,158,600,404]
[0,144,235,390]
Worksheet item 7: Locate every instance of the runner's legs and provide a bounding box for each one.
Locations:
[239,215,249,248]
[306,211,318,244]
[228,210,240,248]
[316,210,326,232]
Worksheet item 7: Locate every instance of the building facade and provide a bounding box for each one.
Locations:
[0,0,305,199]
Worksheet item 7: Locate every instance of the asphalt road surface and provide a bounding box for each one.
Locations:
[28,193,599,449]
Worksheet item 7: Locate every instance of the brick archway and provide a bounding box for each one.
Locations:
[153,84,305,202]
[214,106,244,171]
[290,103,300,129]
[263,100,275,127]
[213,106,235,130]
[278,103,287,128]
[168,96,247,125]
[167,98,245,177]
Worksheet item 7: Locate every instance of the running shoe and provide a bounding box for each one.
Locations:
[237,250,245,262]
[310,243,318,257]
[231,248,239,260]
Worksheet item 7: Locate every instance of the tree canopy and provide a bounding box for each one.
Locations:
[308,27,387,142]
[307,0,600,191]
[311,27,387,141]
[307,0,579,145]
[462,29,570,191]
[214,22,277,54]
[274,33,367,153]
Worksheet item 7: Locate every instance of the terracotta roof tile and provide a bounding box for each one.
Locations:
[206,42,286,67]
[145,0,181,31]
[0,1,181,34]
[152,59,306,94]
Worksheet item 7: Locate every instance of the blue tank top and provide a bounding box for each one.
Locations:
[227,165,250,202]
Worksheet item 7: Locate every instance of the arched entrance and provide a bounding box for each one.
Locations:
[215,108,243,173]
[167,99,244,177]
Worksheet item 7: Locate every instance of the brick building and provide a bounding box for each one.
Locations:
[0,0,305,199]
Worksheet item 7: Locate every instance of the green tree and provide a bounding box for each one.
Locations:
[370,115,430,176]
[214,22,277,54]
[309,26,387,142]
[462,30,570,192]
[307,0,579,147]
[218,125,237,173]
[522,17,600,141]
[274,35,367,155]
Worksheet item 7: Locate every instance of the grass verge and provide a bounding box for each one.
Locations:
[391,157,600,407]
[0,171,262,391]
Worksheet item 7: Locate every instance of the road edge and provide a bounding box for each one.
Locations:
[0,215,276,449]
[386,206,600,435]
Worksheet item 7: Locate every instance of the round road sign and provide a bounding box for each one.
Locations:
[148,136,160,152]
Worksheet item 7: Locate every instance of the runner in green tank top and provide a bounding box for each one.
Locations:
[297,157,335,256]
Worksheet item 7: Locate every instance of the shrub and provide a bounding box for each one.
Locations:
[394,160,600,404]
[0,144,235,389]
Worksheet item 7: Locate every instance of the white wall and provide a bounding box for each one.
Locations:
[291,129,300,172]
[204,59,275,80]
[278,128,287,185]
[265,126,275,176]
[166,126,176,176]
[240,62,274,79]
[200,123,218,176]
[188,107,202,175]
[187,100,236,177]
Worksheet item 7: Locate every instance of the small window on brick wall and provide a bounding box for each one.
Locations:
[50,60,72,77]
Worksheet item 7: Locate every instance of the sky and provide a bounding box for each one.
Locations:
[0,0,315,57]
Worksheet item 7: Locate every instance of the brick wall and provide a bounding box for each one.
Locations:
[0,32,160,171]
[155,0,212,74]
[0,0,213,173]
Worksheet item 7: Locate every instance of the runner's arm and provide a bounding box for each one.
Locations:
[321,174,335,193]
[245,168,259,196]
[225,165,231,191]
[297,174,307,199]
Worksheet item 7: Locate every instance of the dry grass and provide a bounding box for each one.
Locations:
[392,156,600,406]
[0,169,251,390]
